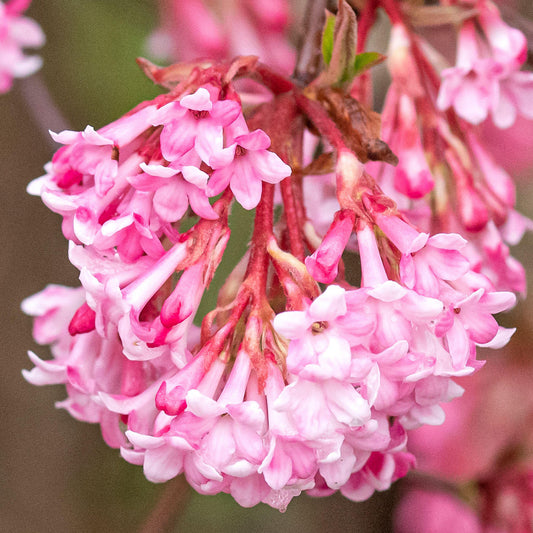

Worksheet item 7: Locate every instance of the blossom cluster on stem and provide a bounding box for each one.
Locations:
[23,0,530,512]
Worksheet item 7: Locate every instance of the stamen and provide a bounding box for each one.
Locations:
[311,321,328,334]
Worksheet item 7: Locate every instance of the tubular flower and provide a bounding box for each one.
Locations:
[23,0,526,511]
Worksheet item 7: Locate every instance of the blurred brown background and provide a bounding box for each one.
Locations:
[2,2,532,532]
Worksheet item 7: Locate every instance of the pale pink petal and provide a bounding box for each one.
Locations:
[180,88,213,111]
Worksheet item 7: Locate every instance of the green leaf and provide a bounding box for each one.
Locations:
[316,2,384,87]
[321,12,336,66]
[351,52,386,77]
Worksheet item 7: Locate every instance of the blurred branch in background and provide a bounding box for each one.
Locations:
[20,73,70,147]
[139,476,191,533]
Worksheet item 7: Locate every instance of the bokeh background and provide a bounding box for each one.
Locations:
[2,1,532,532]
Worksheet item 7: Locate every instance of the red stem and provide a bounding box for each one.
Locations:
[357,0,379,52]
[378,0,404,25]
[246,63,295,94]
[280,178,306,262]
[245,183,275,307]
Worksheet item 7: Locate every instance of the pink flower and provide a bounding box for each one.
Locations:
[395,489,483,533]
[408,355,533,483]
[21,285,167,448]
[0,0,44,93]
[479,115,533,177]
[376,214,471,298]
[207,129,291,210]
[397,354,533,533]
[27,87,252,260]
[380,87,434,199]
[23,17,525,511]
[273,285,372,381]
[305,210,355,283]
[437,4,533,128]
[134,161,218,222]
[153,87,242,163]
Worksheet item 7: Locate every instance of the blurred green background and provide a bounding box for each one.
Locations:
[1,1,395,531]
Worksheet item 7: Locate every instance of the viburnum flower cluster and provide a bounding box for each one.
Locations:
[24,0,529,511]
[0,0,44,93]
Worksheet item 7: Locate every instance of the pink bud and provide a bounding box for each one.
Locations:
[305,210,355,283]
[160,264,204,328]
[68,302,96,335]
[458,184,489,233]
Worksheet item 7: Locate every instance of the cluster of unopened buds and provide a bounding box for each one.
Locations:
[24,0,531,511]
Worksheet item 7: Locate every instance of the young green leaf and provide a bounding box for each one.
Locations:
[352,52,386,77]
[321,11,336,66]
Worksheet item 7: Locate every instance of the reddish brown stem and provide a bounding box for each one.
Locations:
[245,183,275,307]
[280,178,306,262]
[246,62,295,94]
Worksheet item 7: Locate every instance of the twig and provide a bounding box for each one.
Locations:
[293,0,330,85]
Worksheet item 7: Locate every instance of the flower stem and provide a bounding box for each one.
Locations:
[295,90,348,152]
[246,183,275,306]
[280,178,306,262]
[357,0,378,53]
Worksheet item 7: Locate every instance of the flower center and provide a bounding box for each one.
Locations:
[311,321,328,334]
[192,110,210,120]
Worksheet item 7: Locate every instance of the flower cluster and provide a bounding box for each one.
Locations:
[365,12,532,294]
[394,353,533,532]
[24,0,528,512]
[147,0,294,75]
[0,0,44,93]
[437,0,533,129]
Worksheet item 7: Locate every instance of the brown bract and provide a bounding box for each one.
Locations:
[311,86,398,165]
